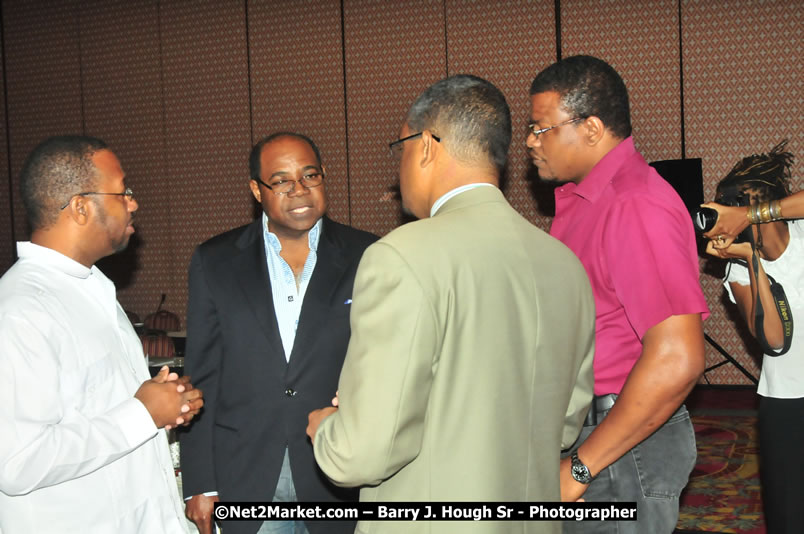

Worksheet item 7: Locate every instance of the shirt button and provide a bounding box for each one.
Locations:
[285,388,297,397]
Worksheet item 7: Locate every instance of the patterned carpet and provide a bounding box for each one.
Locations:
[675,413,765,534]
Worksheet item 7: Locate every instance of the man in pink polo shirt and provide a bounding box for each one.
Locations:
[527,55,709,533]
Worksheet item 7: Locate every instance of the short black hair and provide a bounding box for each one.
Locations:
[530,55,632,139]
[407,74,511,176]
[20,135,109,230]
[249,132,322,181]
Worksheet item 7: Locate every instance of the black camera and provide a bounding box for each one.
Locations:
[691,190,752,243]
[692,207,718,233]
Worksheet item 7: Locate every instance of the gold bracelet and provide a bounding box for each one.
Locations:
[759,201,772,223]
[747,204,759,224]
[770,199,783,220]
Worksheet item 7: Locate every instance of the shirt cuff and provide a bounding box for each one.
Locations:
[185,491,219,501]
[115,397,159,448]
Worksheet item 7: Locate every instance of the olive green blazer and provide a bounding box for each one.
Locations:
[314,186,595,533]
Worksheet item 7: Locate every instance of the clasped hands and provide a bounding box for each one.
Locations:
[134,366,204,430]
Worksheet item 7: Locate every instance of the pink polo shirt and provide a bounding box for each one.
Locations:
[550,137,709,395]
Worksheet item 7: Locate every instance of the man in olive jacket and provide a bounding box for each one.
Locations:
[308,75,595,534]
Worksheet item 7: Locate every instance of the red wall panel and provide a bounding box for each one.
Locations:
[248,0,351,225]
[3,0,84,243]
[79,0,169,320]
[160,0,252,324]
[446,0,557,230]
[1,0,799,383]
[0,26,13,274]
[561,0,683,163]
[343,0,447,236]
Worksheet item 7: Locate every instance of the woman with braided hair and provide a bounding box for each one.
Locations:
[705,140,803,533]
[703,141,804,247]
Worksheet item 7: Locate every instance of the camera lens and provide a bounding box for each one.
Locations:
[692,207,718,233]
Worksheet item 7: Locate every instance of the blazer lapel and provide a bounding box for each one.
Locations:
[233,219,284,352]
[291,218,349,360]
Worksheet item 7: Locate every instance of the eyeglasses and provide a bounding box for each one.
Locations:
[60,187,134,210]
[388,132,441,158]
[255,172,325,196]
[527,117,584,138]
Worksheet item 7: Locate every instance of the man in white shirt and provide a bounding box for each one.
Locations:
[0,135,204,533]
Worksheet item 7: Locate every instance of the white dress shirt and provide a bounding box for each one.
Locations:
[0,242,188,533]
[430,182,496,217]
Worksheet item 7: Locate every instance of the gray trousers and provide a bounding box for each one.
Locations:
[563,405,697,534]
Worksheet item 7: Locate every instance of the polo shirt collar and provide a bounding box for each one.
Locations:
[570,136,635,202]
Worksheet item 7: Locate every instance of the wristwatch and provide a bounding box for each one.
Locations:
[570,451,595,484]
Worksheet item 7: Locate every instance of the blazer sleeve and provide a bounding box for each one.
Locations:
[561,325,595,449]
[313,242,438,487]
[179,247,224,497]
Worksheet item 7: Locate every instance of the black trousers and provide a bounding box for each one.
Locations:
[758,395,804,534]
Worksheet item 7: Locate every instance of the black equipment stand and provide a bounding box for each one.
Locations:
[703,333,758,385]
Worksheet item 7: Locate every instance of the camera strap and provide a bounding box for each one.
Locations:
[748,249,793,357]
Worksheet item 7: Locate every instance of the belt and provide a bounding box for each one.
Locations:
[583,393,618,427]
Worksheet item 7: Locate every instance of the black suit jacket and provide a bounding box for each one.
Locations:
[180,216,378,534]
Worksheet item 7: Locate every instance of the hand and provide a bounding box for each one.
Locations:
[134,366,204,429]
[559,456,589,502]
[185,494,220,534]
[701,202,750,247]
[306,406,337,443]
[331,390,339,407]
[170,375,205,427]
[705,238,753,260]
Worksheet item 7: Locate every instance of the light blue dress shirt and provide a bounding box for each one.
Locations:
[261,212,322,362]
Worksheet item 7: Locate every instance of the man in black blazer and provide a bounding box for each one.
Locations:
[180,132,378,534]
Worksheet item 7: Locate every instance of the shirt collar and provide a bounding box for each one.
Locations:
[261,212,323,253]
[431,183,496,217]
[565,136,636,202]
[16,241,94,279]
